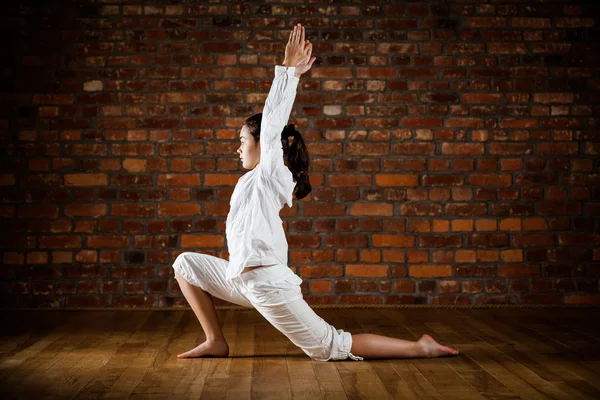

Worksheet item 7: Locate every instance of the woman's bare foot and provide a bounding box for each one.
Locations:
[177,339,229,359]
[418,334,460,358]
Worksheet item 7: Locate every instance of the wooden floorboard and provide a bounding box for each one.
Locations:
[0,308,598,399]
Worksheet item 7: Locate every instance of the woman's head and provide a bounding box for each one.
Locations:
[236,124,260,171]
[238,112,311,200]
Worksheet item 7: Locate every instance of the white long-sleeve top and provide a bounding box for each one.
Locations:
[225,65,300,282]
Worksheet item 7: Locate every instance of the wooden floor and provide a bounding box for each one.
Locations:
[0,307,599,399]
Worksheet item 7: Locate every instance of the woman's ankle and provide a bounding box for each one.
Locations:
[206,336,227,343]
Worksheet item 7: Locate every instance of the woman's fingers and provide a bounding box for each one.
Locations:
[303,43,312,60]
[290,23,304,45]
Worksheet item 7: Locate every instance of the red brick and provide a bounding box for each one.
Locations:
[346,265,388,278]
[463,94,503,103]
[334,279,355,293]
[288,235,321,248]
[489,43,528,54]
[565,293,600,304]
[158,204,202,217]
[299,265,343,279]
[512,18,552,28]
[329,174,372,187]
[375,174,419,186]
[350,203,392,216]
[64,174,107,186]
[112,204,154,218]
[346,143,389,155]
[310,68,353,79]
[180,235,224,248]
[401,117,443,127]
[359,249,381,263]
[440,280,460,294]
[357,280,379,292]
[499,264,540,278]
[467,17,507,27]
[462,280,483,293]
[556,18,594,28]
[33,94,74,104]
[39,236,82,249]
[409,265,452,278]
[304,204,346,217]
[311,280,331,293]
[324,235,368,248]
[444,118,484,128]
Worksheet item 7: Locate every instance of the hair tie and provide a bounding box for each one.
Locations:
[284,124,298,140]
[287,125,296,138]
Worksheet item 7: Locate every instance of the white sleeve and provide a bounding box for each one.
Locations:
[259,65,300,176]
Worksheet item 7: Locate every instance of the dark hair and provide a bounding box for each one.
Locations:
[244,113,311,200]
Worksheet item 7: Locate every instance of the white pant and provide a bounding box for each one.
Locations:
[172,252,363,362]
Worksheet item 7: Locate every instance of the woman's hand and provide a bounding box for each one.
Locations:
[283,23,316,77]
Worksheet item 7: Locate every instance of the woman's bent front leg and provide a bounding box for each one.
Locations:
[174,270,230,358]
[171,252,254,359]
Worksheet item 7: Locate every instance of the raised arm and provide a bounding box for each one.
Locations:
[259,23,316,176]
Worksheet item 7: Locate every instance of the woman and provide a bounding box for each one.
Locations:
[173,23,459,361]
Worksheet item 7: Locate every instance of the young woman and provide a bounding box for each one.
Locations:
[172,23,459,361]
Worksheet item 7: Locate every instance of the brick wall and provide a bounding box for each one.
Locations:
[1,0,600,308]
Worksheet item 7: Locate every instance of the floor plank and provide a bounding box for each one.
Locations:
[226,310,253,400]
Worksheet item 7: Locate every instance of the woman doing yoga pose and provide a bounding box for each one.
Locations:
[173,23,460,361]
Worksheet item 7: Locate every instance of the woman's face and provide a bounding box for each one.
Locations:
[237,125,260,170]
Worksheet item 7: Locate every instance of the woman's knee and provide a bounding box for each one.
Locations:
[172,252,205,288]
[173,252,206,273]
[174,251,194,267]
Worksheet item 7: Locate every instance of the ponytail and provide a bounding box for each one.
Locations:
[281,124,311,200]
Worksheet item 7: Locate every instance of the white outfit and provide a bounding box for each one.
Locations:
[173,65,363,362]
[225,65,299,283]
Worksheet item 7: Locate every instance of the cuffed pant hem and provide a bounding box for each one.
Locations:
[331,330,364,361]
[173,255,209,293]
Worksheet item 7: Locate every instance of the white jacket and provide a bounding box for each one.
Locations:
[225,65,300,282]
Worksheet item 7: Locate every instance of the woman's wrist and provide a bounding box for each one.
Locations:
[282,61,302,78]
[283,59,303,67]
